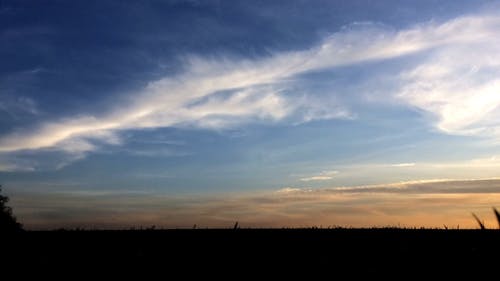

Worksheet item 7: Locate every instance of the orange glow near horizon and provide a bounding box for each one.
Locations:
[12,184,500,230]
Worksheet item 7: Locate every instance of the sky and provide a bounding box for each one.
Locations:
[3,0,500,229]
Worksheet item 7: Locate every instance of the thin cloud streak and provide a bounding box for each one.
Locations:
[318,178,500,194]
[391,163,415,167]
[300,176,334,182]
[300,170,339,181]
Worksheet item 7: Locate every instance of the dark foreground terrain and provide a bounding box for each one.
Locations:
[3,229,500,276]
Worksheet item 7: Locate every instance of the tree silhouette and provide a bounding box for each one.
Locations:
[0,185,23,232]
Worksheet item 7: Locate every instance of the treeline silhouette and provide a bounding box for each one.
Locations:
[0,185,22,233]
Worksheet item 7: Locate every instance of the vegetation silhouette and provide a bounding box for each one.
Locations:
[471,207,500,230]
[0,197,499,276]
[494,207,500,229]
[0,185,23,232]
[472,213,486,230]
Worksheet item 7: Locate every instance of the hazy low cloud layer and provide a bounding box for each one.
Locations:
[3,11,500,170]
[10,178,500,229]
[293,178,500,194]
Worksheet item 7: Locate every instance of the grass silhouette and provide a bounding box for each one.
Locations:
[472,213,486,230]
[2,185,500,278]
[493,207,500,229]
[2,201,500,276]
[470,207,500,230]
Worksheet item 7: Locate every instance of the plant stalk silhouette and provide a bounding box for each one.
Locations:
[494,207,500,229]
[472,213,485,230]
[471,208,500,230]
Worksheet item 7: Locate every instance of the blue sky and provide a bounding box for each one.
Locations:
[3,1,500,228]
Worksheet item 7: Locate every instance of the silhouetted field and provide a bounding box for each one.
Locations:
[3,228,500,276]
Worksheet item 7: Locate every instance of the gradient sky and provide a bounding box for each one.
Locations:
[3,0,500,229]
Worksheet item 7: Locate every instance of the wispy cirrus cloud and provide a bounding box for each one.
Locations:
[0,162,35,172]
[397,26,500,138]
[2,12,500,169]
[0,96,39,118]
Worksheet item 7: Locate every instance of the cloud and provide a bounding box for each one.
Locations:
[396,17,500,138]
[327,178,500,194]
[11,178,500,229]
[0,96,39,118]
[391,163,415,167]
[0,162,35,172]
[276,187,305,194]
[2,11,500,169]
[300,176,334,182]
[309,158,500,188]
[299,170,339,182]
[124,148,190,157]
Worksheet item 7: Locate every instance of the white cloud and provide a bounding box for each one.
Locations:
[2,12,500,169]
[396,17,500,138]
[276,187,303,194]
[300,170,338,182]
[317,158,500,187]
[300,176,333,182]
[391,163,415,167]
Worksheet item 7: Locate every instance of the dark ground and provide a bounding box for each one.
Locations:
[3,229,500,277]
